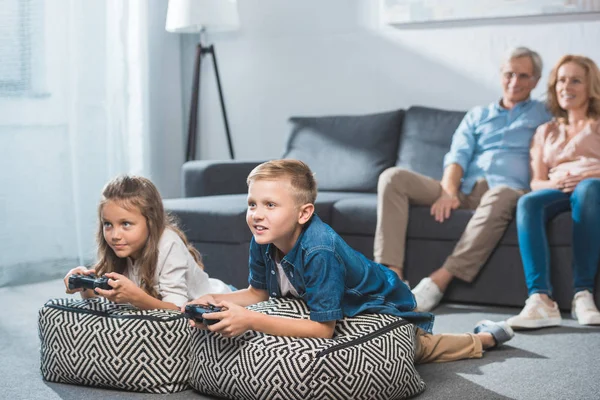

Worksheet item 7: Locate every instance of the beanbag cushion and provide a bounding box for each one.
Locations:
[38,297,190,393]
[189,298,426,400]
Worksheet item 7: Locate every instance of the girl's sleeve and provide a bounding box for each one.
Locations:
[157,240,190,308]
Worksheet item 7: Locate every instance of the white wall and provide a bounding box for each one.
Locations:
[182,0,600,160]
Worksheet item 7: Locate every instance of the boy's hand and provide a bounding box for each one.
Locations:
[63,266,95,294]
[207,301,253,338]
[183,295,219,329]
[95,272,143,304]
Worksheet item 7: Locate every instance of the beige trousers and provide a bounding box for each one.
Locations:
[374,167,524,282]
[414,328,482,364]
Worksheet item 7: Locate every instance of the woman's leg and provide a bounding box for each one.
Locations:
[570,178,600,293]
[516,189,570,297]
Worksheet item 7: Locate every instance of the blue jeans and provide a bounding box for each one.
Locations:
[517,178,600,298]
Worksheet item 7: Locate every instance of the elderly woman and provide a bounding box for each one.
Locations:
[508,55,600,329]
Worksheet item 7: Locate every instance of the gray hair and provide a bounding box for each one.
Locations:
[503,47,543,79]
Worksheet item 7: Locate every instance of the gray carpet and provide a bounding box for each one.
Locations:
[1,279,599,400]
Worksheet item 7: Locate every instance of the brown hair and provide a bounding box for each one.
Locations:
[94,175,203,299]
[247,159,317,205]
[546,54,600,122]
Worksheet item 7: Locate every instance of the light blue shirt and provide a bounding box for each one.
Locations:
[443,99,552,194]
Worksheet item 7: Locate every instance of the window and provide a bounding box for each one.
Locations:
[0,0,44,97]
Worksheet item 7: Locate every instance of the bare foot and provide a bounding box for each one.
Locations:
[477,332,496,349]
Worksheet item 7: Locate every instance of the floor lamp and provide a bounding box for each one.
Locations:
[166,0,239,161]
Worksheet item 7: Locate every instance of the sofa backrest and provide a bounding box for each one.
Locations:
[395,106,466,181]
[282,110,404,192]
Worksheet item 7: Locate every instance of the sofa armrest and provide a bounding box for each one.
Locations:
[182,160,266,197]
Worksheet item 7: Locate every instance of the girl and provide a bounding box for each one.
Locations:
[64,175,232,310]
[508,55,600,329]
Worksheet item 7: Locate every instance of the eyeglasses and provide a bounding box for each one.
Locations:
[502,71,535,81]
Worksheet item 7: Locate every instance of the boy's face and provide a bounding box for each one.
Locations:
[246,178,313,255]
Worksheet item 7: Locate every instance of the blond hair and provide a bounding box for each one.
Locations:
[546,54,600,122]
[247,159,317,205]
[94,175,203,299]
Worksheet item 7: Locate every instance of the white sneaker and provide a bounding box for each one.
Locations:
[571,290,600,325]
[506,293,562,329]
[411,277,443,312]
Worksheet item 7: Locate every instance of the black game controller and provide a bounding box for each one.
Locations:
[68,274,112,291]
[184,304,223,325]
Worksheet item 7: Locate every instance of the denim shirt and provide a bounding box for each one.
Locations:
[248,215,435,333]
[444,99,552,194]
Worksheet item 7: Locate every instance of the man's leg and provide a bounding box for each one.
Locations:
[414,184,523,311]
[439,185,524,285]
[374,167,442,280]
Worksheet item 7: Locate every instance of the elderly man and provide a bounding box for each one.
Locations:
[374,47,552,312]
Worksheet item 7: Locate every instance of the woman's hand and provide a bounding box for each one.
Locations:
[556,172,585,193]
[94,272,144,304]
[63,266,96,294]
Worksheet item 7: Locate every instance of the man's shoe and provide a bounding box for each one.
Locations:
[572,290,600,325]
[411,277,443,312]
[506,293,562,329]
[474,320,514,347]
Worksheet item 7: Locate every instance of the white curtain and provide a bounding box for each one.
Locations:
[0,0,182,286]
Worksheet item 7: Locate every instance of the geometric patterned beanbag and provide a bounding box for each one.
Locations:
[38,297,190,393]
[189,298,426,400]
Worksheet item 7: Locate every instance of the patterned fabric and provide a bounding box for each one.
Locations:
[189,298,426,400]
[38,297,190,393]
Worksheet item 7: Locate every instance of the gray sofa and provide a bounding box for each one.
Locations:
[164,106,600,311]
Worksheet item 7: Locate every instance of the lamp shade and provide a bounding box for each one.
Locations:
[166,0,240,33]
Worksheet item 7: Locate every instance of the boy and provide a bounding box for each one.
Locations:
[186,159,513,363]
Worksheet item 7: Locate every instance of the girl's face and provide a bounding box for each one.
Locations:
[101,200,149,261]
[556,61,589,112]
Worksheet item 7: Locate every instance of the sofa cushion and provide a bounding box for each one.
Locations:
[330,197,572,247]
[164,192,368,244]
[330,194,378,235]
[283,110,404,193]
[164,195,249,244]
[396,106,465,180]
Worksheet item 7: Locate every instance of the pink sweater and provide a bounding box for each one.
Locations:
[532,119,600,181]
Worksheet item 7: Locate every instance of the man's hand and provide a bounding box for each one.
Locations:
[94,272,143,304]
[430,191,460,223]
[206,301,253,338]
[63,266,95,294]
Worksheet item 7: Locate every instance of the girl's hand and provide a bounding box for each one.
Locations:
[95,272,144,304]
[63,266,96,294]
[207,301,252,338]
